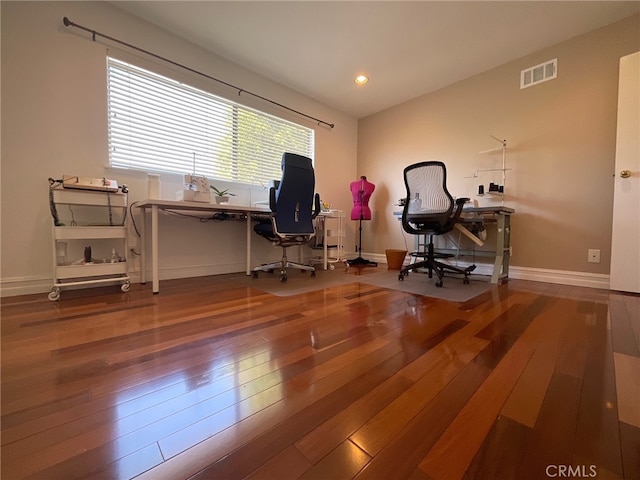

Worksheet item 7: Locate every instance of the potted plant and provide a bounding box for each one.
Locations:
[210,186,236,204]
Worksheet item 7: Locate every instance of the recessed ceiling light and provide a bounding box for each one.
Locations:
[354,74,369,85]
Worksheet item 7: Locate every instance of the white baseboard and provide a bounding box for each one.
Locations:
[508,266,610,289]
[144,263,245,282]
[0,262,244,298]
[0,272,147,298]
[0,274,53,298]
[364,252,610,290]
[1,257,610,298]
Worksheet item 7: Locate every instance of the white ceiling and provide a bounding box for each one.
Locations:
[111,1,640,119]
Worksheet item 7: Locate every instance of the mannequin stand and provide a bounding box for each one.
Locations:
[347,218,377,267]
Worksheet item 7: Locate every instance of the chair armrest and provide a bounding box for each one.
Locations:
[312,193,321,219]
[269,187,277,212]
[453,197,469,219]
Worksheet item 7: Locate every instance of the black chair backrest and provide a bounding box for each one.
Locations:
[273,153,316,235]
[401,161,455,235]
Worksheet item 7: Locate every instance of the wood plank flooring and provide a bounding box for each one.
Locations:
[1,275,639,479]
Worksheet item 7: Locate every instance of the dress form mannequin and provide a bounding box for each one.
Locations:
[350,176,375,220]
[347,176,377,267]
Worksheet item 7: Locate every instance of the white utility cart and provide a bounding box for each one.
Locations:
[48,185,130,301]
[310,209,346,270]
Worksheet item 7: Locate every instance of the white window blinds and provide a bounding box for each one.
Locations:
[107,57,314,184]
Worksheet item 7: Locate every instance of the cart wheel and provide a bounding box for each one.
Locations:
[121,281,130,293]
[329,264,335,271]
[48,288,61,302]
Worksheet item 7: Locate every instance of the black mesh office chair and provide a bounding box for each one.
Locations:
[253,153,321,282]
[398,161,475,287]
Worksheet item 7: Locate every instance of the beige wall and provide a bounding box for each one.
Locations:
[358,14,640,276]
[1,1,358,296]
[2,2,638,296]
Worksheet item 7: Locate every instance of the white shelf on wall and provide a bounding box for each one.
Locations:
[466,135,510,205]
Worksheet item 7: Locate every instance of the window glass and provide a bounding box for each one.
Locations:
[107,57,314,185]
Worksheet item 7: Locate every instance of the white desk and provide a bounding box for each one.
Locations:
[136,199,269,294]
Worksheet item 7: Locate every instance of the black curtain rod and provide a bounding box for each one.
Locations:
[63,16,335,129]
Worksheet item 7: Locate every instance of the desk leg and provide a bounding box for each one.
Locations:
[152,205,159,294]
[246,212,252,275]
[491,214,506,284]
[323,216,328,270]
[503,214,511,280]
[140,208,146,284]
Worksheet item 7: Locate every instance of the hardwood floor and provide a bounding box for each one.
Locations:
[1,274,639,479]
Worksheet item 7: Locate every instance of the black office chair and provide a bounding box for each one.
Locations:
[398,161,475,287]
[253,152,321,282]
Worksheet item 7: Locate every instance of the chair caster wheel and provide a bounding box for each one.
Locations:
[398,274,404,281]
[48,288,61,301]
[121,281,130,293]
[463,277,470,285]
[252,271,258,279]
[311,271,316,277]
[279,274,287,282]
[329,264,335,271]
[435,280,443,288]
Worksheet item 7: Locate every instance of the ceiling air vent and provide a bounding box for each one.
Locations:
[520,58,557,89]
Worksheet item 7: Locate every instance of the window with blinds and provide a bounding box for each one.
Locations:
[107,57,314,185]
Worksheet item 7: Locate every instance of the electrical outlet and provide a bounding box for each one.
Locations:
[588,249,600,263]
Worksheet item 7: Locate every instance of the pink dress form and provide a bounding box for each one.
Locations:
[350,176,375,221]
[347,176,377,267]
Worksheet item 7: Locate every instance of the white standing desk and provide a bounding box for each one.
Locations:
[136,199,269,294]
[395,206,514,284]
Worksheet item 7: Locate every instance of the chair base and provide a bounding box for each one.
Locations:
[399,241,476,288]
[253,253,316,282]
[346,256,378,267]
